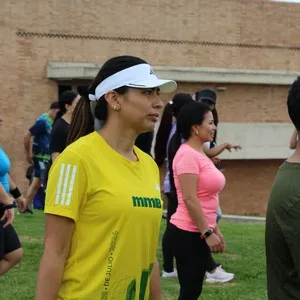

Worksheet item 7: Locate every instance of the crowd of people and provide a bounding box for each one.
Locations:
[0,54,299,299]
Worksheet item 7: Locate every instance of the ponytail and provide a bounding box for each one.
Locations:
[154,93,193,167]
[168,129,182,192]
[154,103,173,166]
[67,95,94,145]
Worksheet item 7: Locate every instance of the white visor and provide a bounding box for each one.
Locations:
[89,64,177,101]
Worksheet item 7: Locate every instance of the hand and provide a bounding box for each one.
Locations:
[231,144,242,151]
[1,207,15,228]
[215,231,226,251]
[16,197,27,213]
[26,153,33,164]
[205,233,224,253]
[224,143,242,152]
[211,157,221,165]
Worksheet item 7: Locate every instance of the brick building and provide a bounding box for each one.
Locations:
[1,0,299,215]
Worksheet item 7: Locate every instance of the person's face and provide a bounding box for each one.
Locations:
[66,95,80,114]
[200,99,215,110]
[107,87,163,133]
[193,111,216,142]
[49,108,60,120]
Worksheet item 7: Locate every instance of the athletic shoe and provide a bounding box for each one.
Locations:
[205,266,234,283]
[161,269,178,278]
[19,207,34,215]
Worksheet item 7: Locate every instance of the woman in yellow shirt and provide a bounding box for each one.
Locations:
[35,55,177,300]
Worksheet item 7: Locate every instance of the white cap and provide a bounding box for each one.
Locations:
[89,64,177,101]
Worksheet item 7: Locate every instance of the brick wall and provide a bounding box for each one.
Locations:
[164,83,290,123]
[0,0,297,211]
[219,159,284,215]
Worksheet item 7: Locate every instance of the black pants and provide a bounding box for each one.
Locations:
[169,223,211,300]
[162,192,178,272]
[162,192,219,274]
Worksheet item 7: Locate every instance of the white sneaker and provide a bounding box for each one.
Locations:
[161,269,178,278]
[205,266,234,283]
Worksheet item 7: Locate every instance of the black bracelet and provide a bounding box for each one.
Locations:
[201,229,213,240]
[3,203,17,210]
[10,187,22,199]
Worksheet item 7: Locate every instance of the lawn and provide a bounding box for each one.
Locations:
[0,211,267,300]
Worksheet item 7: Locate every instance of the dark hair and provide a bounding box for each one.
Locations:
[154,93,193,166]
[195,88,217,104]
[67,56,147,145]
[59,91,78,114]
[211,108,219,144]
[288,77,300,131]
[50,101,59,110]
[168,101,211,191]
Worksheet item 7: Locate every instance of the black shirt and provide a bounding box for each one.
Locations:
[50,118,69,154]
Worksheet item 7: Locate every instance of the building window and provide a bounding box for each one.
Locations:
[58,82,90,96]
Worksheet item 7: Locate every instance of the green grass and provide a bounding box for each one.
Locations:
[0,211,267,300]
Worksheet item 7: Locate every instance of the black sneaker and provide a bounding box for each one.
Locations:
[20,208,34,215]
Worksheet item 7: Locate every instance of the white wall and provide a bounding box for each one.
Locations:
[217,122,295,159]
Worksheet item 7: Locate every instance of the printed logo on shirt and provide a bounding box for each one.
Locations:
[55,163,77,206]
[132,196,161,209]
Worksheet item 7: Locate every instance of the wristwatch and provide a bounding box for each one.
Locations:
[201,229,213,239]
[3,203,17,210]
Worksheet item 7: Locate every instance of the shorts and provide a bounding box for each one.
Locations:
[33,157,49,182]
[0,207,21,260]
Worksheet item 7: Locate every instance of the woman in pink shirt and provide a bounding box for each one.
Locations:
[168,101,226,299]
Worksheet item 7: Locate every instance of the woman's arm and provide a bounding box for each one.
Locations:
[0,183,13,206]
[178,174,211,232]
[51,152,60,162]
[203,143,241,158]
[24,130,33,164]
[36,214,74,300]
[289,129,298,150]
[203,143,229,158]
[0,183,15,227]
[8,175,26,212]
[178,173,223,253]
[149,258,162,300]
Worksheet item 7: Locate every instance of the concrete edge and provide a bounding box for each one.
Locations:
[47,61,298,85]
[222,214,266,224]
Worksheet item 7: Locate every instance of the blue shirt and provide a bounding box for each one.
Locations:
[0,147,11,193]
[29,113,54,161]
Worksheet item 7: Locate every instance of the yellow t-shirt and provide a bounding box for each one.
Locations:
[45,131,162,300]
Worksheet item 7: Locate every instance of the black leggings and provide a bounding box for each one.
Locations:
[169,223,211,300]
[162,192,177,272]
[162,192,219,274]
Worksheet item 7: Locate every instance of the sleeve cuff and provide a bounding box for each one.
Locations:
[44,207,78,222]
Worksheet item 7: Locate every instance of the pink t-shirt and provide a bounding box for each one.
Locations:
[170,144,226,232]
